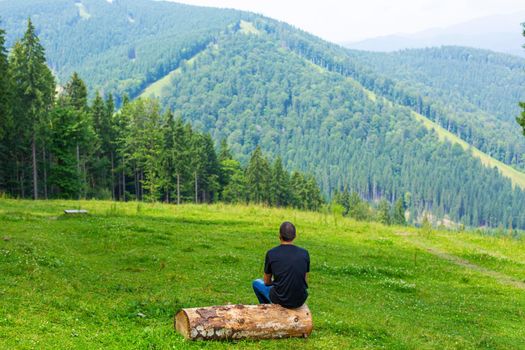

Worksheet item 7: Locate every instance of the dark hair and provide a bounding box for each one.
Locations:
[279,221,296,242]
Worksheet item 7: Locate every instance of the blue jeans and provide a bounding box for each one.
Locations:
[252,279,272,304]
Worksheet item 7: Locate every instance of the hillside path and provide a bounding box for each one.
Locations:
[394,232,525,290]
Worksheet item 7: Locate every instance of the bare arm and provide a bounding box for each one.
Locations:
[264,273,272,286]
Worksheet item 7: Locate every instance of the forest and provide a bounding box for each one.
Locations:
[154,24,525,229]
[0,20,323,211]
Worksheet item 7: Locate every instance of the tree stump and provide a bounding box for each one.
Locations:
[174,304,313,340]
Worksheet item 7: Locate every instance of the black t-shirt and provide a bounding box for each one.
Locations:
[264,244,310,308]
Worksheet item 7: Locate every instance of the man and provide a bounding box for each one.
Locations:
[252,221,310,308]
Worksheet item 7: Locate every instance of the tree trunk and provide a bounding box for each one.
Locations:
[32,134,38,199]
[177,173,181,205]
[194,172,198,204]
[110,152,115,200]
[76,144,80,199]
[175,304,312,341]
[42,146,48,199]
[122,166,126,201]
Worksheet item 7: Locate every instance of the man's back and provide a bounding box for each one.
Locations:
[265,244,310,308]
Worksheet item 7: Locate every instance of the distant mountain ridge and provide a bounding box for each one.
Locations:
[344,12,525,58]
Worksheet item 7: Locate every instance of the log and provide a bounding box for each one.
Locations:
[174,304,312,341]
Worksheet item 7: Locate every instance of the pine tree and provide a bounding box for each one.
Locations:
[0,23,10,142]
[270,157,290,207]
[61,73,94,198]
[392,197,406,225]
[48,107,86,198]
[9,19,55,199]
[0,23,11,190]
[348,192,370,221]
[64,72,88,111]
[221,159,246,203]
[377,199,391,225]
[518,102,525,135]
[90,91,113,197]
[200,133,221,202]
[218,138,233,199]
[172,116,189,204]
[245,146,271,204]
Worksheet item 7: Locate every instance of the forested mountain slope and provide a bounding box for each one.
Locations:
[1,0,525,228]
[349,47,525,169]
[0,0,244,102]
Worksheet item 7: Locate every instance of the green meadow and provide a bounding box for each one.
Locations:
[1,199,524,349]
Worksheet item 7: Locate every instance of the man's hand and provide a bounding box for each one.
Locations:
[264,273,272,286]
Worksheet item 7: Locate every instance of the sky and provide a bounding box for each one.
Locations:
[169,0,525,43]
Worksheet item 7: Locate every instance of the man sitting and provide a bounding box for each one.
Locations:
[252,221,310,308]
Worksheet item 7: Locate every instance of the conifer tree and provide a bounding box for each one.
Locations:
[270,157,290,207]
[0,23,10,142]
[222,160,246,203]
[377,199,391,225]
[61,73,94,198]
[348,192,369,221]
[392,197,406,225]
[514,22,525,231]
[200,133,221,202]
[246,146,271,204]
[48,107,87,198]
[0,23,11,189]
[9,19,55,199]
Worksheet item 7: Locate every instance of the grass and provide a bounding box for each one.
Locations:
[138,54,202,100]
[239,20,261,35]
[1,199,525,349]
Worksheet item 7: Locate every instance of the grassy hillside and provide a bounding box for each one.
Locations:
[1,199,525,349]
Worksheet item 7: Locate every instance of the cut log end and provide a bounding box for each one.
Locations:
[174,309,190,339]
[174,304,313,341]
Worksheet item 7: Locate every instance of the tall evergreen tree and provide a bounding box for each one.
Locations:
[519,23,525,135]
[270,156,290,207]
[245,146,271,204]
[9,19,55,199]
[0,22,10,142]
[0,22,11,190]
[90,91,114,197]
[392,197,406,225]
[377,199,392,225]
[48,107,88,198]
[61,73,94,198]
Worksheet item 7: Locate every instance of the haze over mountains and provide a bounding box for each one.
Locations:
[1,0,525,228]
[344,11,525,58]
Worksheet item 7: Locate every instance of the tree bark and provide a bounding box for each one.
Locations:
[42,146,48,199]
[76,143,80,199]
[194,172,198,204]
[177,173,180,205]
[32,134,38,199]
[110,152,115,200]
[175,304,312,341]
[122,166,126,201]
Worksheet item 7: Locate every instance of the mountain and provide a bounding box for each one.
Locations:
[347,46,525,169]
[1,0,525,228]
[344,12,525,58]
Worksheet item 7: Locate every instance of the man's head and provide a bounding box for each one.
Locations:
[279,221,296,242]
